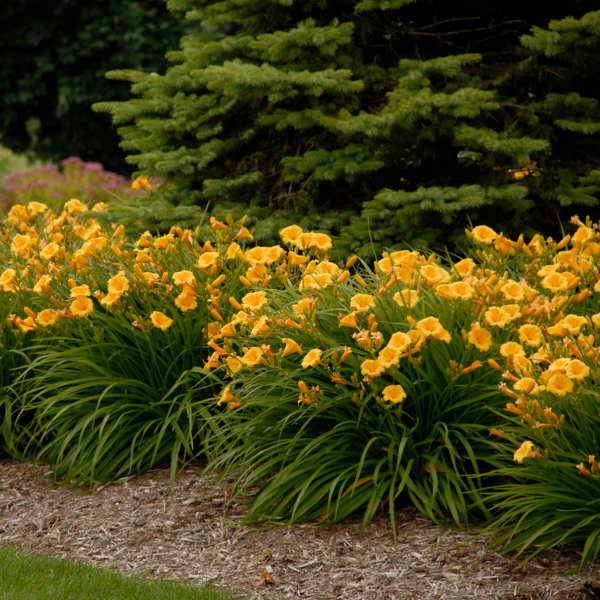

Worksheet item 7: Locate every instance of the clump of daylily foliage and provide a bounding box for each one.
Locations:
[0,197,599,568]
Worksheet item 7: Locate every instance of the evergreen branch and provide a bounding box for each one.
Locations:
[406,20,529,39]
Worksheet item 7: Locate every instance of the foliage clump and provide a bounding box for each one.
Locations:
[1,192,600,566]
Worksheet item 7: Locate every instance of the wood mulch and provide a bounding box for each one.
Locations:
[1,458,599,599]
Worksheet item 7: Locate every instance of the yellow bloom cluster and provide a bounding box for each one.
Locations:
[2,201,599,475]
[197,215,600,479]
[0,201,259,339]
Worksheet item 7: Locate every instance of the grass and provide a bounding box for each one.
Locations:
[0,546,253,600]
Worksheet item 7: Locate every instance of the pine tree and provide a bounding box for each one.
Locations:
[95,1,600,255]
[515,11,600,230]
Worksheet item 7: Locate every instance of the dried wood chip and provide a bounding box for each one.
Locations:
[0,459,598,600]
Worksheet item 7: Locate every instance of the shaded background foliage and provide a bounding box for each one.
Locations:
[0,0,189,173]
[94,0,600,255]
[2,0,600,255]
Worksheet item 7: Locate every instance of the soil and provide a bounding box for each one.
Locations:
[1,458,599,599]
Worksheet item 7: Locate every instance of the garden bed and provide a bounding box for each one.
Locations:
[1,459,598,600]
